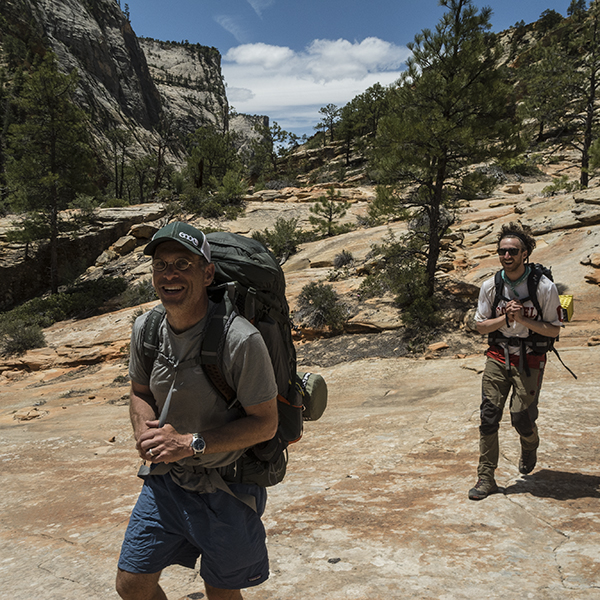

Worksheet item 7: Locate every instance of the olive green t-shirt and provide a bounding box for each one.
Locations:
[129,303,278,485]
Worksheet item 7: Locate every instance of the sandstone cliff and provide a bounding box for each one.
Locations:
[1,0,230,161]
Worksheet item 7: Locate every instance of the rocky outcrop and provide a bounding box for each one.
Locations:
[0,205,165,310]
[1,0,229,161]
[139,38,228,137]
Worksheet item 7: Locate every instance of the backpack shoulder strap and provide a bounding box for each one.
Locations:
[491,270,506,317]
[200,290,240,408]
[525,263,543,319]
[141,304,166,375]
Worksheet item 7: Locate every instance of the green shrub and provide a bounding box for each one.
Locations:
[359,233,441,329]
[120,279,157,308]
[496,155,543,177]
[309,187,353,237]
[252,217,311,260]
[69,194,100,224]
[333,250,354,269]
[103,197,130,208]
[295,282,348,333]
[214,170,247,203]
[542,175,581,195]
[460,170,498,200]
[0,277,128,351]
[0,322,46,356]
[180,187,245,220]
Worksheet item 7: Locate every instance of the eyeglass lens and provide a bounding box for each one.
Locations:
[497,247,520,256]
[152,258,193,271]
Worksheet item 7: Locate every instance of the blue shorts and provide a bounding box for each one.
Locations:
[118,474,269,590]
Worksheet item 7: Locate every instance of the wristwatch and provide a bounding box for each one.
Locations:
[191,433,206,455]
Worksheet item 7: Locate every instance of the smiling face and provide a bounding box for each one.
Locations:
[497,236,528,279]
[151,241,215,332]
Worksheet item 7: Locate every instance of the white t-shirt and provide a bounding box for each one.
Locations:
[475,269,562,353]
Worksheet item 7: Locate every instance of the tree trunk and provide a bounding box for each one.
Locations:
[49,200,59,294]
[581,15,599,189]
[425,167,446,298]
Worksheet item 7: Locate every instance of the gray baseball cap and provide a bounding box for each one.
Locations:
[144,222,211,262]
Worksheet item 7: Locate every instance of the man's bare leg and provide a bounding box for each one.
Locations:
[204,582,243,600]
[116,568,167,600]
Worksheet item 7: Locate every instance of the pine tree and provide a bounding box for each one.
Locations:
[5,53,97,293]
[372,0,519,300]
[520,1,600,187]
[309,187,351,237]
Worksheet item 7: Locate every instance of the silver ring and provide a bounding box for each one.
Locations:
[148,448,154,457]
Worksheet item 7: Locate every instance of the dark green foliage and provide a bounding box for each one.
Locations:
[4,53,98,294]
[185,124,241,190]
[516,2,600,187]
[0,277,128,355]
[248,121,299,182]
[0,322,46,356]
[119,279,157,308]
[314,104,341,143]
[333,250,354,269]
[459,170,499,200]
[252,217,310,260]
[359,233,441,329]
[0,278,128,329]
[568,0,588,17]
[295,282,348,333]
[496,155,543,177]
[537,9,564,35]
[371,0,520,301]
[309,187,353,237]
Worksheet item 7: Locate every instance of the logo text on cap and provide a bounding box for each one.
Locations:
[179,232,199,247]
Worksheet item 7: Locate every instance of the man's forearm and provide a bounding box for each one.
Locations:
[129,389,158,442]
[137,397,279,463]
[476,314,506,335]
[515,316,561,338]
[201,408,278,455]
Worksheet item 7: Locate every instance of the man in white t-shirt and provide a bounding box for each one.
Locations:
[469,222,562,500]
[116,222,278,599]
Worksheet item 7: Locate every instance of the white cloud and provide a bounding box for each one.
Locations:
[228,87,255,102]
[226,43,296,70]
[246,0,276,17]
[223,37,409,135]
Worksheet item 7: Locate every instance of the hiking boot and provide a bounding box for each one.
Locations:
[468,477,498,500]
[519,449,537,474]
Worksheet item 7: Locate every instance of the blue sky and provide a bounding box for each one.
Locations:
[123,0,572,137]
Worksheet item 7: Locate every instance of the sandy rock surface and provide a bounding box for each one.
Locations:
[1,342,598,599]
[2,176,600,599]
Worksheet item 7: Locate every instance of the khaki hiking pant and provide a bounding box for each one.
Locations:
[477,357,544,480]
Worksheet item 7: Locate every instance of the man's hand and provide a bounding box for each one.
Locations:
[136,421,193,463]
[505,299,523,324]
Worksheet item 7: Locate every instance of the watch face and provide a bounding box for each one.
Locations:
[192,435,206,454]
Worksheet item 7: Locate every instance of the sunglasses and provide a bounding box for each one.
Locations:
[152,258,197,272]
[497,247,521,256]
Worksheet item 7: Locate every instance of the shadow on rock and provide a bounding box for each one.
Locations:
[504,469,600,500]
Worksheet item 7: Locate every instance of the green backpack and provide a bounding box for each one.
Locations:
[141,232,327,487]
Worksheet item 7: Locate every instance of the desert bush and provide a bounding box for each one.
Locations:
[252,217,311,260]
[0,322,46,356]
[309,187,353,237]
[333,250,354,269]
[542,175,581,195]
[359,233,441,329]
[0,277,128,356]
[295,282,348,333]
[120,279,157,308]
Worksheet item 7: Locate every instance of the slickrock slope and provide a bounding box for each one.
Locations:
[1,175,600,599]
